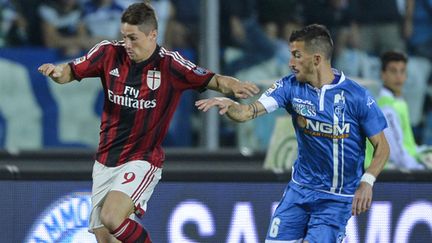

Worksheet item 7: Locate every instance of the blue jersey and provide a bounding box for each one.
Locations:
[258,70,387,196]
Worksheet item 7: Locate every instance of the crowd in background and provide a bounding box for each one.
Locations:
[1,0,432,154]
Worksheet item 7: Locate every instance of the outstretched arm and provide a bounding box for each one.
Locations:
[352,131,389,216]
[38,63,74,84]
[195,97,267,122]
[206,74,260,99]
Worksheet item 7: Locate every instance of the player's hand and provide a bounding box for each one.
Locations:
[352,182,373,216]
[38,63,63,78]
[232,82,260,99]
[195,97,237,115]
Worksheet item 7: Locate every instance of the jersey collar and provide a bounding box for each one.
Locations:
[131,45,161,67]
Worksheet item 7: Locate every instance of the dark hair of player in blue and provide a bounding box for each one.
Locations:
[380,51,408,71]
[289,24,334,60]
[121,2,158,35]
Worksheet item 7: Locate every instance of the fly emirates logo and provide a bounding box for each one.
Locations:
[108,86,156,109]
[297,116,350,139]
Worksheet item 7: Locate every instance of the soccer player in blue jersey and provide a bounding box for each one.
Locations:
[196,24,390,243]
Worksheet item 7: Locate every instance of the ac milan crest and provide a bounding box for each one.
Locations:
[147,70,161,90]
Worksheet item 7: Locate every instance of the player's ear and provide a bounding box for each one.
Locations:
[150,29,157,41]
[313,54,321,66]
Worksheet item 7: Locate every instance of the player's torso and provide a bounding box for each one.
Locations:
[96,46,182,166]
[289,81,362,153]
[288,80,365,194]
[101,46,171,113]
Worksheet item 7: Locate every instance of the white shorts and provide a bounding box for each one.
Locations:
[88,160,162,232]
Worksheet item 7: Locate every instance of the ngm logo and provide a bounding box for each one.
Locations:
[25,192,96,243]
[297,116,350,139]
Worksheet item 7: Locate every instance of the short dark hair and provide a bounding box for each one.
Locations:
[289,24,334,60]
[121,2,158,34]
[380,51,407,71]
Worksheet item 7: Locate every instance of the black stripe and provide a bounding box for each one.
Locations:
[124,222,138,241]
[98,52,124,163]
[168,59,215,93]
[125,78,158,162]
[90,49,104,64]
[105,61,140,166]
[136,228,149,243]
[147,85,175,154]
[168,59,188,83]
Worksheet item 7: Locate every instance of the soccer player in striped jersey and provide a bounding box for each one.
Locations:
[196,24,390,243]
[38,2,259,243]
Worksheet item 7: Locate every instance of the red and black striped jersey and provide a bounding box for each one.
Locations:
[69,40,214,167]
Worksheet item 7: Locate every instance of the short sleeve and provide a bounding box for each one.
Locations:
[358,90,387,137]
[68,40,110,81]
[167,51,215,91]
[258,77,292,113]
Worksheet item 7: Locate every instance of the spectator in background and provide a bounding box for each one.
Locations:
[365,51,425,170]
[38,0,90,57]
[82,0,124,41]
[404,0,432,60]
[151,0,175,45]
[0,0,28,46]
[349,0,406,55]
[302,0,351,38]
[220,0,276,76]
[170,0,199,52]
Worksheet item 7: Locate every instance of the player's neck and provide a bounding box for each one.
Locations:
[135,46,157,63]
[311,67,335,89]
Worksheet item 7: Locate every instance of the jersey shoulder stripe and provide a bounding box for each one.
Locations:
[160,47,195,70]
[87,40,123,58]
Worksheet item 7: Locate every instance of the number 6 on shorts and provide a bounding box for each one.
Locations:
[269,217,281,237]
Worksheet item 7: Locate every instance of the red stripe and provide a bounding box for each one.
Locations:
[117,68,151,163]
[132,167,157,203]
[130,165,154,200]
[111,219,129,235]
[128,224,143,242]
[131,165,156,201]
[97,55,125,164]
[133,173,155,203]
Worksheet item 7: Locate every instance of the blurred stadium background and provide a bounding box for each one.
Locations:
[1,0,432,242]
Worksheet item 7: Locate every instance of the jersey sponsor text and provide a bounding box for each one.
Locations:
[108,88,156,109]
[298,116,350,139]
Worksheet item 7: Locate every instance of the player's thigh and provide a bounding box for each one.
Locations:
[100,190,135,224]
[111,160,162,218]
[305,199,352,243]
[265,185,309,242]
[89,161,115,232]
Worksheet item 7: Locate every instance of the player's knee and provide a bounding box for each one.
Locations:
[100,207,123,232]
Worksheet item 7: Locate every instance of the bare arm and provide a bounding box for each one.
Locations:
[366,131,390,177]
[352,131,389,216]
[206,74,260,99]
[195,97,267,122]
[38,63,75,84]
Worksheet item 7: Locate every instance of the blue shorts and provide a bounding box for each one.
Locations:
[265,182,352,243]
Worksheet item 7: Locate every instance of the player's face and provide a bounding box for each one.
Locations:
[289,41,315,83]
[381,61,407,96]
[121,23,157,62]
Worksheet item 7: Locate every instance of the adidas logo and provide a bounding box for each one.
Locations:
[109,68,120,77]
